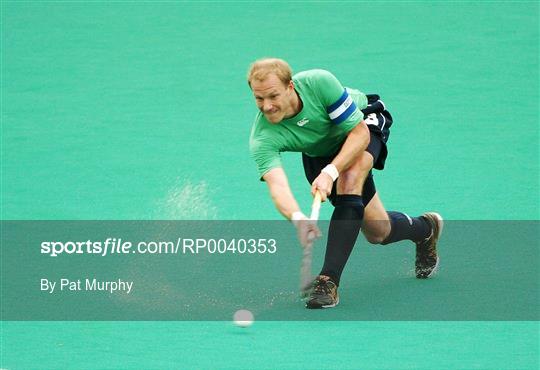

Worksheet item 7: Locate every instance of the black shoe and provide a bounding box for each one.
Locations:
[306,275,339,309]
[415,212,443,278]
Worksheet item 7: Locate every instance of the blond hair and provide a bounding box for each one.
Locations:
[247,58,292,87]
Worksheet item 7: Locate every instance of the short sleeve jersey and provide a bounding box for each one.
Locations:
[249,69,368,179]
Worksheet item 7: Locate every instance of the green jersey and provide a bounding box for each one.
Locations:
[249,69,368,179]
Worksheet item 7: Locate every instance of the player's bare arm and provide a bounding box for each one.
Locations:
[264,167,322,246]
[263,167,301,219]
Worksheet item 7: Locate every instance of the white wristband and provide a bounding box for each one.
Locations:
[322,164,339,181]
[291,211,307,226]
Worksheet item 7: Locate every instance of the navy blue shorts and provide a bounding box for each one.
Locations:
[301,94,392,205]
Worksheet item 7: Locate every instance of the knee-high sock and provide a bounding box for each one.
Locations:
[381,211,431,245]
[320,195,364,286]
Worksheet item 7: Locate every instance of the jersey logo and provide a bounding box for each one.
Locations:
[365,113,379,126]
[296,118,309,127]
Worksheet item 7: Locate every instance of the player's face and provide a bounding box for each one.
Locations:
[251,74,295,123]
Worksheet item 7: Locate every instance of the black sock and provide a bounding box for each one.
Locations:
[381,211,431,245]
[320,195,364,286]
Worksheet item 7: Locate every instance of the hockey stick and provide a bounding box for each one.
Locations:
[299,191,322,298]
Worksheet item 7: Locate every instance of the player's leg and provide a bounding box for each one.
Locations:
[362,192,433,247]
[359,98,443,278]
[317,149,373,284]
[361,192,391,244]
[360,168,443,279]
[318,147,437,280]
[305,146,373,309]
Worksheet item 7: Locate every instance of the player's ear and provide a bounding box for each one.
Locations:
[287,80,294,91]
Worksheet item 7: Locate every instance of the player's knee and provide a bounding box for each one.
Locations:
[338,158,373,193]
[364,233,386,245]
[362,220,391,244]
[346,151,374,177]
[338,171,362,193]
[357,153,374,173]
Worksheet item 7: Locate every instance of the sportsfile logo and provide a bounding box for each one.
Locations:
[297,118,309,127]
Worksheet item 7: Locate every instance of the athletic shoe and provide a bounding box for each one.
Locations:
[415,212,443,279]
[305,275,339,309]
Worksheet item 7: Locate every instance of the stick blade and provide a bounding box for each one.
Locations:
[299,243,314,298]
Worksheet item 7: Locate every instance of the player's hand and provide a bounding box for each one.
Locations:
[293,215,322,248]
[311,172,333,202]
